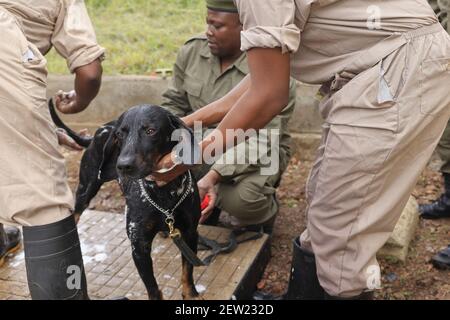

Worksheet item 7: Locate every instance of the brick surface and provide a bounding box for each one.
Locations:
[0,210,268,300]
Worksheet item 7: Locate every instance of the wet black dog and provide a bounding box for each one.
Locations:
[49,101,201,300]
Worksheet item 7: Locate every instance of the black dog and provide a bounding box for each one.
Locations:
[49,101,201,300]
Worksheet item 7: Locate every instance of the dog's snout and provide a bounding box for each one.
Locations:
[117,156,136,174]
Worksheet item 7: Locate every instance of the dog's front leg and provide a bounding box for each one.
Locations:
[127,225,162,300]
[180,230,200,300]
[131,242,163,300]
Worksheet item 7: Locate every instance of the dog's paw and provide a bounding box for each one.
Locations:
[182,288,201,300]
[148,289,164,300]
[182,293,203,300]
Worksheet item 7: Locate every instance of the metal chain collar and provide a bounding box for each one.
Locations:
[138,170,193,223]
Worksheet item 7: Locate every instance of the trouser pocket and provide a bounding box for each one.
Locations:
[419,56,450,116]
[20,36,48,108]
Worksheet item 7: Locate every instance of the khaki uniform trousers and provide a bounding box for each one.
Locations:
[0,9,73,227]
[300,24,450,297]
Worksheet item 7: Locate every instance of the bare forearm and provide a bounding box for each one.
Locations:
[183,75,250,127]
[72,59,103,113]
[200,48,290,162]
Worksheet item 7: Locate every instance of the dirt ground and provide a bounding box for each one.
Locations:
[63,149,449,300]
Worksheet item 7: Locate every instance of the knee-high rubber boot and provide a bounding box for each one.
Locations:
[253,237,324,300]
[23,215,89,300]
[283,238,324,300]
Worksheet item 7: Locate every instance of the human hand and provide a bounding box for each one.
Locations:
[149,152,190,186]
[54,90,79,114]
[197,171,220,222]
[56,128,90,151]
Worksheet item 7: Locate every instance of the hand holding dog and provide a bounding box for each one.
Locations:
[151,151,190,185]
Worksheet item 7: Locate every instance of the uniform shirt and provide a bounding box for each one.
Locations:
[161,36,296,179]
[0,0,104,72]
[235,0,438,84]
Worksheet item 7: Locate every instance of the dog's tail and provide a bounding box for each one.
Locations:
[48,99,93,148]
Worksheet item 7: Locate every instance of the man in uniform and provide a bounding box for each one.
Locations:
[155,0,450,299]
[0,0,104,299]
[161,0,295,232]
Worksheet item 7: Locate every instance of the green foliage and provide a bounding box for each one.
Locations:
[46,0,206,74]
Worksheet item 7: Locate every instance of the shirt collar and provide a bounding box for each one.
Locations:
[200,44,248,75]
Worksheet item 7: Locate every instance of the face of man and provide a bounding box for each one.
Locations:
[205,9,242,59]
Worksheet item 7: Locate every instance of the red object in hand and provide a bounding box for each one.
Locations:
[200,195,210,210]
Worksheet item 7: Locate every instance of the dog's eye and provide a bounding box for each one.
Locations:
[146,128,156,135]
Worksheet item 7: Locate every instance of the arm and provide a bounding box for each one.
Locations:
[153,47,290,182]
[73,59,103,112]
[198,76,296,218]
[56,59,103,114]
[52,0,105,114]
[200,48,290,162]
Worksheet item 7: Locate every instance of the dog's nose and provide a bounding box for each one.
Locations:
[117,157,136,174]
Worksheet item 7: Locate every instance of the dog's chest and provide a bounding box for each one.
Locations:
[119,174,195,221]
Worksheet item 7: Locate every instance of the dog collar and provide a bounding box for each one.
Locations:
[138,171,193,222]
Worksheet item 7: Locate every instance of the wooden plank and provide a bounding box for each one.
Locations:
[0,210,269,300]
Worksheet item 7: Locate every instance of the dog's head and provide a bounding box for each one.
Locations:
[93,105,196,181]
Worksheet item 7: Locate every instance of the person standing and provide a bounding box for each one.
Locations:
[154,0,450,299]
[0,0,104,299]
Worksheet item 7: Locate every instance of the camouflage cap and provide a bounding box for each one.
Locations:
[206,0,238,13]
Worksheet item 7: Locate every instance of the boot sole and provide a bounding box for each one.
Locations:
[420,214,450,220]
[0,243,22,268]
[432,260,450,270]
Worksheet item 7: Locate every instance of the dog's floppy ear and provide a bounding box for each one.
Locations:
[74,120,121,215]
[166,113,200,165]
[82,119,121,183]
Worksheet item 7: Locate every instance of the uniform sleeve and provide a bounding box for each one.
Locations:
[234,0,301,53]
[161,45,193,117]
[51,0,105,73]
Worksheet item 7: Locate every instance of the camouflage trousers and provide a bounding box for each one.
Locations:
[437,120,450,174]
[194,165,282,226]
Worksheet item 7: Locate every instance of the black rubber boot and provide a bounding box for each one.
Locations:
[23,215,89,300]
[244,215,277,235]
[0,224,22,267]
[283,238,324,300]
[253,238,324,300]
[419,173,450,219]
[431,245,450,270]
